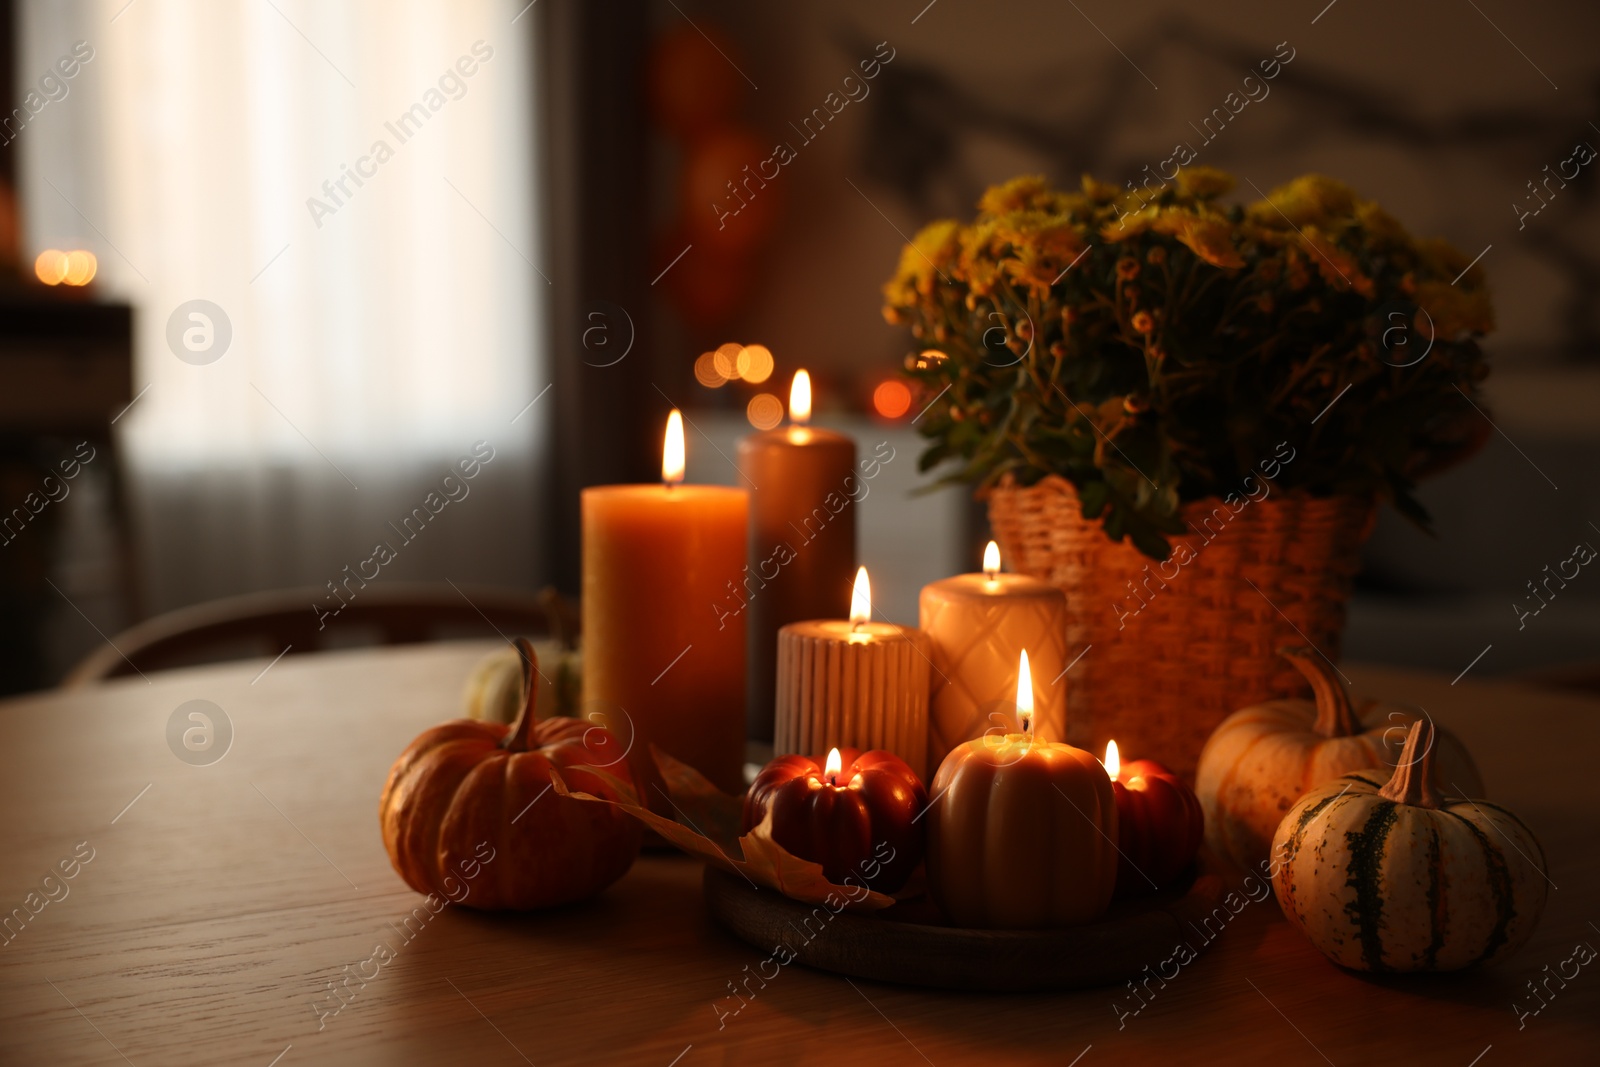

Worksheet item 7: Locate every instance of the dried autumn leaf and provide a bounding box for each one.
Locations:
[559,746,898,912]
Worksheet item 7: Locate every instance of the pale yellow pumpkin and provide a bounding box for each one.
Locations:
[1272,719,1546,972]
[1195,647,1483,870]
[462,641,581,723]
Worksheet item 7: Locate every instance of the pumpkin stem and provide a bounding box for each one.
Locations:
[502,637,540,752]
[538,586,577,652]
[1377,719,1442,808]
[1281,646,1360,738]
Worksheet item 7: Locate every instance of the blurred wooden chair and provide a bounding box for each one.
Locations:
[61,582,577,687]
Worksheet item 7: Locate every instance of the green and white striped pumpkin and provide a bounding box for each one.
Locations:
[1272,719,1546,972]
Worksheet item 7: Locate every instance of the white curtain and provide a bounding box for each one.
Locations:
[19,0,546,612]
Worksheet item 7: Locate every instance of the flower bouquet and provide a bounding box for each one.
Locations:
[883,168,1493,771]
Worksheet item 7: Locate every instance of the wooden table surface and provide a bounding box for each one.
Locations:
[2,641,1597,1066]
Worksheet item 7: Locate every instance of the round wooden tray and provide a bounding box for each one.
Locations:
[703,868,1224,992]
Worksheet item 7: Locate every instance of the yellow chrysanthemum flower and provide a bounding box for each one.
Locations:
[1152,211,1246,269]
[884,219,960,306]
[1002,247,1064,298]
[1102,203,1161,241]
[978,176,1066,217]
[1081,174,1121,203]
[1174,166,1235,200]
[1355,201,1406,246]
[1248,174,1358,228]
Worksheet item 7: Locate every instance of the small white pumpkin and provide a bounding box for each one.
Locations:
[1196,647,1483,870]
[1272,719,1547,972]
[462,640,581,723]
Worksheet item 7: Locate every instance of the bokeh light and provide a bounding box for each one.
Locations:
[34,249,98,286]
[746,392,783,429]
[34,250,69,285]
[693,351,727,388]
[713,342,743,381]
[64,250,98,286]
[873,379,913,419]
[735,343,774,383]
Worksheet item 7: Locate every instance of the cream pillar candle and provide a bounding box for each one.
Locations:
[919,541,1069,769]
[774,567,931,779]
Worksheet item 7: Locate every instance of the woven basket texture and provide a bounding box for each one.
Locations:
[986,476,1375,778]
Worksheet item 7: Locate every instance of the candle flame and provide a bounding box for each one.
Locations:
[983,540,1001,580]
[825,747,842,784]
[1104,739,1120,779]
[1016,649,1033,734]
[662,410,685,485]
[789,370,812,425]
[849,566,871,627]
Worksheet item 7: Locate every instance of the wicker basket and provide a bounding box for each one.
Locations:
[987,476,1375,779]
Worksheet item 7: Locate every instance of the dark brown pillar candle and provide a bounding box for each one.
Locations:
[734,371,858,742]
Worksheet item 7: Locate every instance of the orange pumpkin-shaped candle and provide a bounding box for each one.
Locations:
[1104,740,1204,896]
[926,651,1117,928]
[379,638,644,910]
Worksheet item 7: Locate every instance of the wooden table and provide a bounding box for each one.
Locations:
[2,642,1596,1065]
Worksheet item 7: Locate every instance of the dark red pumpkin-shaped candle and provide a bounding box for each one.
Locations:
[743,747,926,893]
[1105,740,1204,896]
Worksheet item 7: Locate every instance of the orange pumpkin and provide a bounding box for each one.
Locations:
[1196,647,1483,871]
[379,638,643,910]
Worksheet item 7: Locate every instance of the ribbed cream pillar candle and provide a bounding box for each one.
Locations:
[919,542,1068,770]
[773,568,931,779]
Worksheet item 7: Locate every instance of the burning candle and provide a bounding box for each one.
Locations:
[736,370,858,743]
[1103,739,1204,895]
[773,566,931,778]
[741,745,927,892]
[919,541,1069,767]
[926,650,1117,928]
[582,410,749,796]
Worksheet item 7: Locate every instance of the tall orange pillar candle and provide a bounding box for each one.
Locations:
[919,541,1068,768]
[582,410,748,795]
[736,370,857,743]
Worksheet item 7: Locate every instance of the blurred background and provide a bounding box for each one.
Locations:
[1,0,1596,694]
